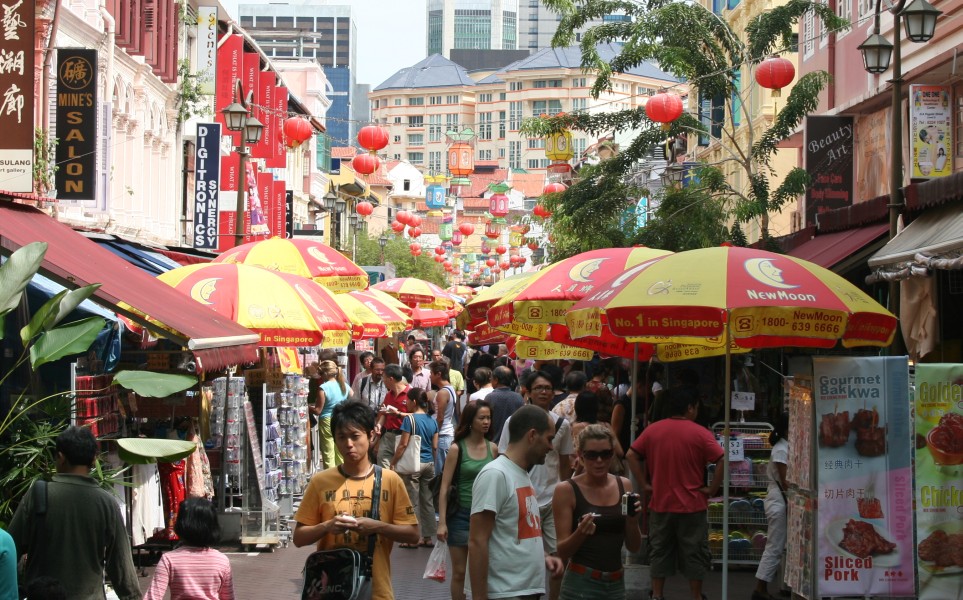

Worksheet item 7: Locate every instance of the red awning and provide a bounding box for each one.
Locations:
[787,223,890,270]
[0,202,259,371]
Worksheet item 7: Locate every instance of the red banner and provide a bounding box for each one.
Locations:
[242,52,259,112]
[257,172,274,239]
[220,155,239,192]
[272,180,287,239]
[215,34,243,145]
[267,86,287,168]
[251,71,275,159]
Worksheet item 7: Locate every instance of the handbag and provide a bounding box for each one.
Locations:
[301,465,383,600]
[393,414,422,475]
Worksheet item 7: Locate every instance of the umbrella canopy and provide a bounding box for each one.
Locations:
[327,293,390,339]
[372,277,457,310]
[137,263,355,347]
[464,272,536,322]
[488,247,672,330]
[446,285,476,299]
[410,307,451,328]
[347,289,413,334]
[567,246,896,348]
[213,237,368,292]
[512,336,595,361]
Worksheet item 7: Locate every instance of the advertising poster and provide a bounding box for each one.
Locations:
[194,7,217,95]
[250,167,270,236]
[786,493,815,599]
[910,85,952,179]
[272,180,287,239]
[814,356,912,597]
[0,0,34,192]
[193,123,220,249]
[214,34,243,145]
[55,49,98,201]
[914,364,963,600]
[805,116,854,227]
[251,71,275,160]
[857,108,891,202]
[788,378,813,491]
[266,86,287,168]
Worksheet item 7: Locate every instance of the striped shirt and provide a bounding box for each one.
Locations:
[143,546,235,600]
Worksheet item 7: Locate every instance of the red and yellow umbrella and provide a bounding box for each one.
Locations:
[328,293,391,339]
[446,285,477,300]
[135,263,355,347]
[213,236,368,292]
[372,277,457,310]
[488,247,672,330]
[410,307,451,328]
[348,289,413,334]
[464,272,537,322]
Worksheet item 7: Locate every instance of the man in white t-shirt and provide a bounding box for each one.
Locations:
[470,404,564,600]
[498,371,574,600]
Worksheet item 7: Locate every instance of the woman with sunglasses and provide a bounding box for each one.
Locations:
[553,424,642,599]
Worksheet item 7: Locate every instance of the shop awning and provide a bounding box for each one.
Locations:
[0,202,260,371]
[869,202,963,267]
[788,223,890,270]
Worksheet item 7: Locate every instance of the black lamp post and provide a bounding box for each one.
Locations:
[379,232,389,263]
[220,80,264,248]
[858,0,940,352]
[660,163,685,188]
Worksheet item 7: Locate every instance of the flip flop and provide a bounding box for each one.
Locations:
[420,540,433,547]
[399,543,418,549]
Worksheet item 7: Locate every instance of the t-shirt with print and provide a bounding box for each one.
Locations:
[400,413,439,464]
[470,455,545,599]
[498,415,575,507]
[630,417,724,513]
[295,466,417,600]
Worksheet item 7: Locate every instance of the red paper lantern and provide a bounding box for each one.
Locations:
[434,255,445,263]
[485,222,501,240]
[410,246,422,257]
[495,245,507,255]
[533,204,553,219]
[409,242,421,252]
[543,182,567,195]
[499,260,511,270]
[452,231,464,246]
[443,260,452,269]
[755,55,795,96]
[283,117,313,148]
[527,241,539,251]
[481,241,491,254]
[434,246,446,256]
[356,201,374,217]
[645,91,684,127]
[409,214,423,227]
[357,125,389,153]
[486,258,496,267]
[458,222,475,236]
[352,153,380,175]
[396,210,412,225]
[390,220,405,234]
[409,226,422,238]
[493,267,502,274]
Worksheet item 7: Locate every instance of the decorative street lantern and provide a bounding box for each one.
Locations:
[391,220,405,234]
[459,222,475,236]
[486,257,496,267]
[409,226,422,238]
[424,175,447,216]
[533,204,553,219]
[357,125,389,154]
[409,214,423,228]
[485,221,501,240]
[452,230,464,246]
[527,240,539,251]
[645,90,684,130]
[410,243,422,257]
[356,201,374,217]
[495,244,507,255]
[396,210,412,225]
[448,142,474,178]
[545,128,574,162]
[755,55,796,97]
[283,117,313,148]
[351,153,379,175]
[439,212,453,242]
[434,255,444,263]
[543,182,567,195]
[434,246,446,256]
[481,240,491,254]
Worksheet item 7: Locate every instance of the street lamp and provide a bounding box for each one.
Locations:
[379,232,388,263]
[221,80,264,248]
[660,163,685,187]
[858,0,940,353]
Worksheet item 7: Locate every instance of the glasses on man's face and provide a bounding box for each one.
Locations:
[582,449,614,461]
[530,385,553,393]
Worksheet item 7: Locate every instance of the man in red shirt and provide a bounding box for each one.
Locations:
[374,364,411,469]
[627,387,724,600]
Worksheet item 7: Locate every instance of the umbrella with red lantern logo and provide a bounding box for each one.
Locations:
[372,277,457,310]
[214,237,368,292]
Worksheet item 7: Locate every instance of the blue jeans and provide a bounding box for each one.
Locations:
[436,434,453,474]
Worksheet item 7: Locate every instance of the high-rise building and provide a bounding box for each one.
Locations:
[239,3,360,145]
[516,4,627,52]
[427,0,520,58]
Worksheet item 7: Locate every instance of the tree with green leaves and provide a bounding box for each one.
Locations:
[523,0,847,259]
[353,233,449,287]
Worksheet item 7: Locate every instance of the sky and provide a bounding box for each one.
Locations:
[220,0,429,88]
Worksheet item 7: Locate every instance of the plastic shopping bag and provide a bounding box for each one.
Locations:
[422,541,448,582]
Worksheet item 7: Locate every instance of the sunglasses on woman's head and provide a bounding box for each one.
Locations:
[582,449,614,461]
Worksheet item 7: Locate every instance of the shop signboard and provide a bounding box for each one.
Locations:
[814,356,912,597]
[805,116,854,228]
[193,123,220,249]
[914,364,963,599]
[909,85,952,179]
[194,7,217,95]
[856,108,891,202]
[55,48,98,201]
[0,0,34,192]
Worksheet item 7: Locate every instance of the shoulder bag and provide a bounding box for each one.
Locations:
[301,465,383,600]
[393,414,422,475]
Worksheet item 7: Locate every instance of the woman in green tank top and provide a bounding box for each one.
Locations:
[436,399,497,600]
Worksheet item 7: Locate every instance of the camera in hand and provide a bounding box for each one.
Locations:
[621,492,641,517]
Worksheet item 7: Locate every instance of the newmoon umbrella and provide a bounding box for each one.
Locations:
[566,245,897,595]
[372,277,458,310]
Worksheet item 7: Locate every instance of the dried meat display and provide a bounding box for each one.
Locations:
[838,519,896,558]
[852,408,886,457]
[856,497,883,519]
[819,410,851,447]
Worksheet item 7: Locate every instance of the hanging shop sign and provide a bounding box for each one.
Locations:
[215,34,243,145]
[193,122,221,249]
[0,0,34,193]
[813,356,913,597]
[909,85,952,179]
[55,48,98,201]
[805,116,854,228]
[194,7,217,95]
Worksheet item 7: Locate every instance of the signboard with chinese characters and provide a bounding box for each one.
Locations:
[194,7,217,95]
[805,116,854,228]
[814,356,912,597]
[914,364,963,599]
[192,123,220,249]
[55,49,98,201]
[910,85,952,179]
[0,0,34,192]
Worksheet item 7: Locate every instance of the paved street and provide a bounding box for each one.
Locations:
[136,540,761,598]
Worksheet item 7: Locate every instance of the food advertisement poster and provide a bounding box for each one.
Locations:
[910,85,952,179]
[814,356,912,597]
[914,364,963,599]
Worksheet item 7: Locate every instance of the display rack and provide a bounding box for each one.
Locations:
[707,421,774,565]
[211,376,247,513]
[276,374,310,515]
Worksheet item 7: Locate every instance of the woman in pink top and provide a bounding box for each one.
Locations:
[144,498,235,600]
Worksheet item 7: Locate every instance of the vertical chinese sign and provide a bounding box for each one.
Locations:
[914,364,963,600]
[194,7,217,95]
[814,356,912,597]
[55,48,97,201]
[0,0,34,193]
[193,122,220,249]
[909,85,952,179]
[805,116,854,228]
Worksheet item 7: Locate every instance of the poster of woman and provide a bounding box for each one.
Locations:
[910,85,953,179]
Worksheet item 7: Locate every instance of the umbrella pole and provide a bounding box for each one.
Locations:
[630,343,639,442]
[722,321,732,600]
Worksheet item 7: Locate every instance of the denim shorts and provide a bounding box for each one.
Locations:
[447,506,471,547]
